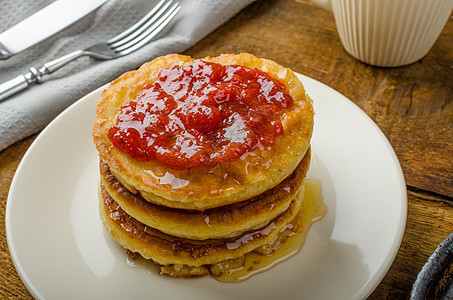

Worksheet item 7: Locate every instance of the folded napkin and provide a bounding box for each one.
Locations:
[0,0,255,151]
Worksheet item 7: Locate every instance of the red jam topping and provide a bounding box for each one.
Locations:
[108,60,293,169]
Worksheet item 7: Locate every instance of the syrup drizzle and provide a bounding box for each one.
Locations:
[211,179,326,282]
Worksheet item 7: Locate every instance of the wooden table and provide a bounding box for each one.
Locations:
[1,0,452,298]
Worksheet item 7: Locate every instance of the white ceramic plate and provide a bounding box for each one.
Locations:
[6,74,407,300]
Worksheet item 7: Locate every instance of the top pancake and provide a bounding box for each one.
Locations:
[93,53,314,210]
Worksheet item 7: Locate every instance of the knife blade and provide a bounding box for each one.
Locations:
[0,0,108,60]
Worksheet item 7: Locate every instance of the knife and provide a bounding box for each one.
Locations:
[0,0,108,60]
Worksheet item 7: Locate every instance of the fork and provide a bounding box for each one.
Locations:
[0,0,181,101]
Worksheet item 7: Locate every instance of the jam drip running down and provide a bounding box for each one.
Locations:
[109,60,293,169]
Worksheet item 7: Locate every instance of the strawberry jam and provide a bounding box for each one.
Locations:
[108,60,293,169]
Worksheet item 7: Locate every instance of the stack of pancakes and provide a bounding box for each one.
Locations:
[93,53,314,278]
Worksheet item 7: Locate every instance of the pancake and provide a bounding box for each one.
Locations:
[93,53,314,210]
[94,53,320,279]
[100,148,310,240]
[99,181,304,268]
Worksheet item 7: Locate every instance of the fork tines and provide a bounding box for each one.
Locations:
[108,0,181,55]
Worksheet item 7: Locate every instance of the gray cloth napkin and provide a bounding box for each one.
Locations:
[0,0,255,151]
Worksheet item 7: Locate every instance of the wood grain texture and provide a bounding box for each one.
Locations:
[1,0,452,299]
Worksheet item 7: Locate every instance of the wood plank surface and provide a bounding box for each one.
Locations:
[1,0,452,299]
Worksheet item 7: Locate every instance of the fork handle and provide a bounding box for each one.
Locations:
[42,50,84,73]
[0,68,41,101]
[0,50,85,102]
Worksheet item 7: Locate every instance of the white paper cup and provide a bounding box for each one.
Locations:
[311,0,453,67]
